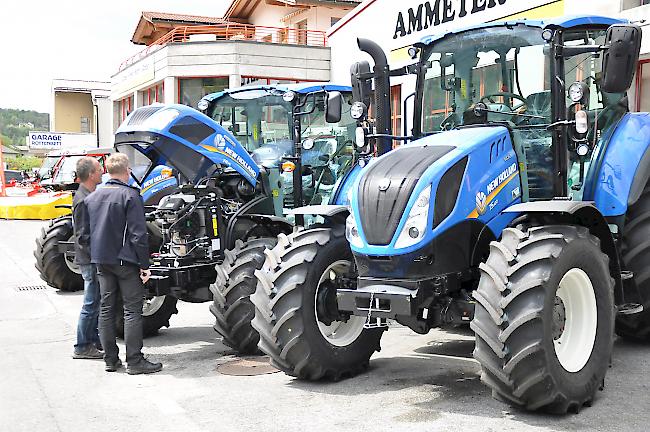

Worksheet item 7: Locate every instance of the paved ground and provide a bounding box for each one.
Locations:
[2,219,650,432]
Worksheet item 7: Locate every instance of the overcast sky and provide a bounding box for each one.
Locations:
[0,0,230,113]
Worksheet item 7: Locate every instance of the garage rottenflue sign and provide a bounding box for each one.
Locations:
[394,0,507,39]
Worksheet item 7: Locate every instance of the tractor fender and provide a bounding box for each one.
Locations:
[504,201,623,300]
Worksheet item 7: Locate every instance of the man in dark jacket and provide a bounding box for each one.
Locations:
[85,153,162,374]
[72,157,103,359]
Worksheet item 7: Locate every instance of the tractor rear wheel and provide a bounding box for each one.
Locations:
[33,216,83,292]
[251,227,383,380]
[616,185,650,340]
[471,225,614,413]
[209,238,277,354]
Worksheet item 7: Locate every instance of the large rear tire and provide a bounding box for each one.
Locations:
[616,185,650,340]
[471,225,614,413]
[209,238,277,354]
[251,227,384,380]
[33,216,83,292]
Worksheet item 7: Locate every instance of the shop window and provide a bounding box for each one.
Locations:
[636,61,650,112]
[179,77,229,108]
[240,76,303,87]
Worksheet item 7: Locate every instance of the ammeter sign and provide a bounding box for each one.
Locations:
[28,132,63,150]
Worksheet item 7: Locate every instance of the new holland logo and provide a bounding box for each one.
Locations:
[214,134,227,150]
[476,191,487,215]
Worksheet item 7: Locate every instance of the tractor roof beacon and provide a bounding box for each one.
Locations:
[107,83,367,350]
[254,16,649,413]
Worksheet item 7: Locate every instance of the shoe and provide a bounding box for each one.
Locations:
[72,346,104,360]
[105,359,123,372]
[126,358,163,375]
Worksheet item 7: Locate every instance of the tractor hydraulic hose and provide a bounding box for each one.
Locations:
[357,38,392,155]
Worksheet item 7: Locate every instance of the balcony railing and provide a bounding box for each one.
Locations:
[118,23,328,71]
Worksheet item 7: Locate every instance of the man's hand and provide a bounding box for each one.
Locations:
[140,269,151,284]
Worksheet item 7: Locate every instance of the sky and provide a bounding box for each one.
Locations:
[0,0,231,113]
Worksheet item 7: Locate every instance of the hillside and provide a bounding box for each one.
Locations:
[0,108,49,148]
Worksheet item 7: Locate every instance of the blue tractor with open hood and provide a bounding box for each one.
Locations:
[252,16,649,413]
[114,83,373,350]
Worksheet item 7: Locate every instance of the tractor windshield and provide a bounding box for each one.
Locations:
[52,155,83,184]
[208,90,293,156]
[38,155,60,180]
[420,25,551,132]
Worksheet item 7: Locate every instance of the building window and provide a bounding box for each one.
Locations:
[240,76,306,87]
[80,117,90,134]
[140,82,165,106]
[118,95,134,124]
[178,77,229,108]
[390,85,402,148]
[622,0,650,9]
[296,19,308,45]
[331,17,340,27]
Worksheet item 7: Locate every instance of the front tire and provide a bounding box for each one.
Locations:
[116,295,178,338]
[209,238,277,354]
[471,225,614,413]
[251,227,383,380]
[33,216,83,292]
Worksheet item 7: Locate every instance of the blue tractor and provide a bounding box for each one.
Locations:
[252,16,647,412]
[114,83,372,348]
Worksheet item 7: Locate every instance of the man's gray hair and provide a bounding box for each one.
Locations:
[76,157,99,182]
[106,153,130,175]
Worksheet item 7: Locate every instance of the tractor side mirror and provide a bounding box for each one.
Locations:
[350,60,372,108]
[326,91,342,124]
[601,24,642,93]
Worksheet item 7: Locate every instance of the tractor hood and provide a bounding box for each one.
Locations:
[350,126,520,254]
[114,104,259,186]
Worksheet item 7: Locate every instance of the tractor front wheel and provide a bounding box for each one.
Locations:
[471,225,614,413]
[251,227,383,380]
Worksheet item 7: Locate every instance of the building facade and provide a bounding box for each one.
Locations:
[37,79,113,154]
[328,0,650,136]
[111,1,360,131]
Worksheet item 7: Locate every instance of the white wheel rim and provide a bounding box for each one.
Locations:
[143,296,166,317]
[63,235,81,275]
[553,268,597,373]
[314,260,366,347]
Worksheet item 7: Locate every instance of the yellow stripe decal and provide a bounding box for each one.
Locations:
[467,172,518,219]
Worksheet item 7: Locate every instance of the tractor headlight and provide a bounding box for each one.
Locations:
[345,213,364,248]
[197,99,209,111]
[395,185,432,249]
[351,102,367,120]
[283,91,296,102]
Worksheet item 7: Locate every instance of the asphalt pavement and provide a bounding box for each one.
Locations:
[1,219,649,432]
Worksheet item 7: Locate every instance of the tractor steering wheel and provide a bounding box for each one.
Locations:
[480,92,528,111]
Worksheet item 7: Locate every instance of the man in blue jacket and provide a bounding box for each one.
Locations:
[85,153,162,374]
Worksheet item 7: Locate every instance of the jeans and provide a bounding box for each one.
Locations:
[74,264,101,353]
[97,263,144,365]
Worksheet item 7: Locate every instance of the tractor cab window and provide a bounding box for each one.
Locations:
[421,25,551,132]
[208,90,293,160]
[563,29,628,199]
[295,93,357,206]
[38,155,60,180]
[420,25,557,200]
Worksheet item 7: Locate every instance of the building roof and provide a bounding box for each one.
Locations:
[225,0,361,22]
[131,11,228,45]
[1,145,19,155]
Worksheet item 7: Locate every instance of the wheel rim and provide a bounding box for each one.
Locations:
[143,296,166,317]
[553,268,598,373]
[63,235,81,275]
[314,260,366,347]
